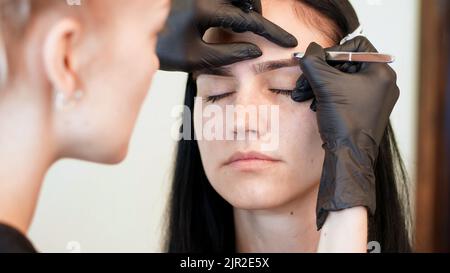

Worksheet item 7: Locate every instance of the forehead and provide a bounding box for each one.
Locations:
[203,0,335,69]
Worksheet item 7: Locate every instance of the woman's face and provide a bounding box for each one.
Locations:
[60,0,170,163]
[194,0,335,210]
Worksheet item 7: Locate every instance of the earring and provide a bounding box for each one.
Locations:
[54,89,84,110]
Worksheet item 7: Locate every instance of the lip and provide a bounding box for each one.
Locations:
[224,151,282,170]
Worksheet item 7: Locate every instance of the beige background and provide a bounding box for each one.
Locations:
[29,0,420,252]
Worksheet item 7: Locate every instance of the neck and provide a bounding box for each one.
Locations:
[0,84,55,234]
[234,187,320,253]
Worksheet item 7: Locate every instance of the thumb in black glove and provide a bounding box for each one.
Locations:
[291,37,400,229]
[157,0,298,72]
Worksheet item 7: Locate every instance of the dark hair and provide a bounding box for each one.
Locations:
[165,0,412,253]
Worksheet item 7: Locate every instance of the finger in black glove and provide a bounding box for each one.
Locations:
[157,0,298,72]
[291,37,400,230]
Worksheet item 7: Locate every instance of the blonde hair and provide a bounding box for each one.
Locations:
[0,0,72,87]
[0,21,7,87]
[0,0,32,87]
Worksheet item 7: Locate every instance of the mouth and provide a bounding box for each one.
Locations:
[224,151,282,171]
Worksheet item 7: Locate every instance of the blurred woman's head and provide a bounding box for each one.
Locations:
[167,0,411,253]
[0,0,170,163]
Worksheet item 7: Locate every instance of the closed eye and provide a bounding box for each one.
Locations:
[269,89,294,96]
[204,92,235,103]
[204,89,293,103]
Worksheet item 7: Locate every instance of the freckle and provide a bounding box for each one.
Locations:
[290,211,294,215]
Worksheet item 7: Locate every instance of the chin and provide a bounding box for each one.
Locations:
[218,179,296,210]
[104,144,130,165]
[102,152,127,165]
[88,140,130,165]
[230,195,291,211]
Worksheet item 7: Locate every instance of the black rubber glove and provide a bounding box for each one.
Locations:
[157,0,298,72]
[291,37,400,230]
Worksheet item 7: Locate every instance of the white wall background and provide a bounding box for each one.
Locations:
[28,0,420,252]
[350,0,420,182]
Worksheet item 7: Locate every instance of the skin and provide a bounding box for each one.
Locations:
[195,0,367,252]
[0,0,170,234]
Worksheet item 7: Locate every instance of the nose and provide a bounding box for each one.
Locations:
[227,82,271,141]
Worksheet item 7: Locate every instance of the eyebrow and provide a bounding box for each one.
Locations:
[194,58,299,78]
[254,59,299,74]
[194,66,233,78]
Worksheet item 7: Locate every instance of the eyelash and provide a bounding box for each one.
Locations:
[205,92,235,103]
[269,89,294,96]
[205,89,293,103]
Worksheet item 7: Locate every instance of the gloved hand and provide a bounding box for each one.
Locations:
[157,0,298,72]
[291,37,400,230]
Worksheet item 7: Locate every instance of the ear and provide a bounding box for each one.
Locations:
[43,18,81,97]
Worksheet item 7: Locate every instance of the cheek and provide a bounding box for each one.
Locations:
[85,28,155,101]
[128,40,157,97]
[77,39,154,158]
[194,102,218,174]
[280,102,325,187]
[147,35,161,75]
